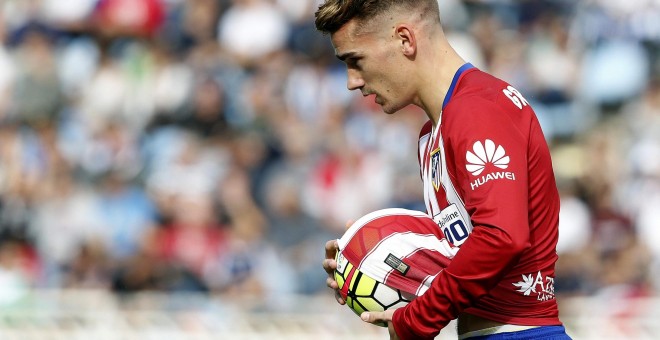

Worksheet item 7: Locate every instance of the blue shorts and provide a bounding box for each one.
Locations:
[466,325,572,340]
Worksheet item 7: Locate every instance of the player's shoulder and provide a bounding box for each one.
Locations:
[442,94,507,129]
[442,70,535,141]
[451,69,510,110]
[461,67,506,87]
[445,69,531,123]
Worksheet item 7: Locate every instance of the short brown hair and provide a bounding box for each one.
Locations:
[315,0,440,34]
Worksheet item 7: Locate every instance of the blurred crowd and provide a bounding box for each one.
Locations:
[0,0,659,312]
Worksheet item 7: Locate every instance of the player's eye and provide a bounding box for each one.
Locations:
[347,58,362,70]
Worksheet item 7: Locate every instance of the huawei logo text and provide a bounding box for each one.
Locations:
[466,140,516,190]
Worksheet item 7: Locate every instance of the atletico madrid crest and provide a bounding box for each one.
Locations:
[430,149,441,191]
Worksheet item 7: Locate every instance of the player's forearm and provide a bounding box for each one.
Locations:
[392,270,460,340]
[392,225,528,339]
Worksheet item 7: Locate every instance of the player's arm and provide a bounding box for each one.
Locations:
[393,223,529,339]
[393,97,532,339]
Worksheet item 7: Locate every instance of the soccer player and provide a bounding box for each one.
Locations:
[315,1,571,339]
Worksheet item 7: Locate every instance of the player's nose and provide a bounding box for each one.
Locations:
[347,69,364,91]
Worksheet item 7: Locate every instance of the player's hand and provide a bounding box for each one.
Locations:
[323,238,344,304]
[361,309,399,340]
[323,220,354,305]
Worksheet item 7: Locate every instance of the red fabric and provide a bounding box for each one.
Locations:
[393,67,562,339]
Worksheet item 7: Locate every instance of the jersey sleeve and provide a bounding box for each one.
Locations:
[393,96,533,339]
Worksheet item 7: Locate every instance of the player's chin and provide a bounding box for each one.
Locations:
[379,102,394,114]
[381,103,405,115]
[378,97,408,114]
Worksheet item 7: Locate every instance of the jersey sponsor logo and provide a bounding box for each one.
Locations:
[466,139,509,175]
[430,148,441,191]
[466,139,516,190]
[513,271,555,301]
[434,204,470,246]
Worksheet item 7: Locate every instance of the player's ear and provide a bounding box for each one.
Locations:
[396,25,416,57]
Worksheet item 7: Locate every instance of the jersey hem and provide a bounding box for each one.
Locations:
[464,308,562,327]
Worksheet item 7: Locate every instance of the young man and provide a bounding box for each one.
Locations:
[315,1,571,339]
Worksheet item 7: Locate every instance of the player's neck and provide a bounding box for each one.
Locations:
[417,46,466,127]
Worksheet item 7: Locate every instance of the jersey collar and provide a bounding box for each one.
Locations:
[442,62,475,111]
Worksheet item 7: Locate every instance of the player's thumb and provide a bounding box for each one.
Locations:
[360,311,380,324]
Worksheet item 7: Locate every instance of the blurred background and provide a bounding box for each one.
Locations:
[0,0,659,339]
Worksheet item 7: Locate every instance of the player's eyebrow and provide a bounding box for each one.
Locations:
[336,51,358,61]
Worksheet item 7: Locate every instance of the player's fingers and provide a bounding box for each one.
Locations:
[325,275,345,305]
[344,219,354,230]
[334,290,346,305]
[360,311,383,324]
[325,275,338,289]
[323,238,345,305]
[325,239,339,260]
[322,258,337,275]
[361,310,395,324]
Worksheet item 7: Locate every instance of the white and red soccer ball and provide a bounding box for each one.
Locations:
[334,208,458,324]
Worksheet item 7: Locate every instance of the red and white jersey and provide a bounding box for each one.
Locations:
[393,64,562,340]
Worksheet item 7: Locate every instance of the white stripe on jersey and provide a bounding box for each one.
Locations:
[420,124,474,241]
[436,129,473,235]
[419,130,438,216]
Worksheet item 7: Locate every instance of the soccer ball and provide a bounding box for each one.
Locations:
[332,208,459,327]
[335,251,414,327]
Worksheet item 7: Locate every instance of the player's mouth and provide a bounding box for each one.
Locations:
[364,93,380,104]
